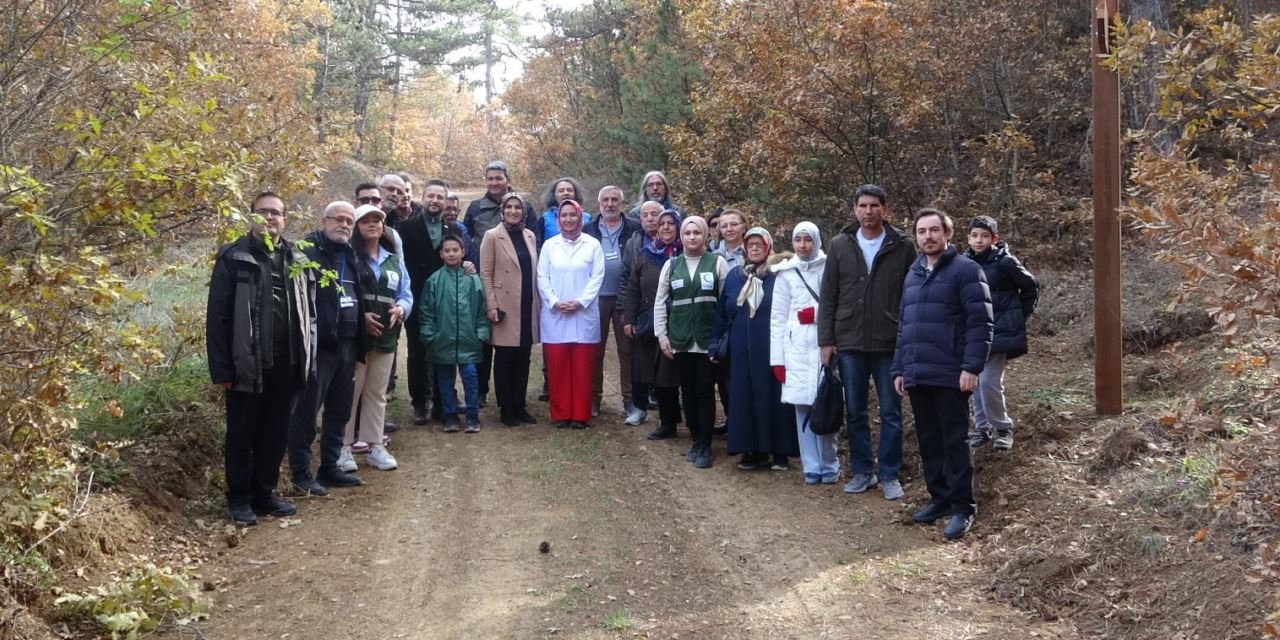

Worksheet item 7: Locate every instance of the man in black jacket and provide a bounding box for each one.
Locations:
[584,185,644,420]
[402,179,478,423]
[892,208,993,541]
[817,184,916,501]
[207,192,315,524]
[287,201,373,494]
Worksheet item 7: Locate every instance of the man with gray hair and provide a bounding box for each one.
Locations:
[626,170,686,222]
[379,174,423,229]
[585,186,643,420]
[288,201,377,494]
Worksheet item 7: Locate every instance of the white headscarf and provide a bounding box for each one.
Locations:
[792,221,823,262]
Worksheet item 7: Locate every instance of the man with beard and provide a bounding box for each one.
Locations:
[584,186,643,420]
[626,170,686,222]
[287,201,374,494]
[208,192,315,524]
[379,174,424,229]
[892,208,992,541]
[401,179,478,424]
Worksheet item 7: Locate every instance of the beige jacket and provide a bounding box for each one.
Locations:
[480,225,541,346]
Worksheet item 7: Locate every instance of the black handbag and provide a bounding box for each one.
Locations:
[807,365,845,435]
[634,308,654,338]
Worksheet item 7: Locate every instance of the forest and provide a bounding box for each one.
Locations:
[2,0,1280,638]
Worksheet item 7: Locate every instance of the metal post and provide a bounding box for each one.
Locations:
[1092,0,1123,415]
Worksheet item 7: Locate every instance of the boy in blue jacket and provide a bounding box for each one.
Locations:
[964,216,1039,451]
[421,235,491,433]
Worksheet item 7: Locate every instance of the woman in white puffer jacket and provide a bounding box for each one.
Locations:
[770,221,838,485]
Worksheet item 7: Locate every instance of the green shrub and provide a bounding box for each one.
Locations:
[54,564,210,639]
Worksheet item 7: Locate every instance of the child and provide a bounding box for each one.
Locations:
[421,234,491,433]
[965,216,1039,450]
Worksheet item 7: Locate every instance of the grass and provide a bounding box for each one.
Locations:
[601,607,632,631]
[75,356,223,443]
[888,560,922,576]
[556,583,590,613]
[1023,377,1087,406]
[533,430,603,482]
[1140,534,1168,559]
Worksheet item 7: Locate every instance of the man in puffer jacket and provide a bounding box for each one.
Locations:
[964,216,1039,451]
[892,209,992,541]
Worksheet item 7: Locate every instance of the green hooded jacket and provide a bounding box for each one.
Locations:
[420,264,491,365]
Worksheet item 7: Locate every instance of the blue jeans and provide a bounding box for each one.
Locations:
[837,351,903,481]
[435,363,479,424]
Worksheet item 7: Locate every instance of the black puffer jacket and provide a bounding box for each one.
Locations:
[967,242,1038,358]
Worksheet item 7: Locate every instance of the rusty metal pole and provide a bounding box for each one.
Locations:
[1093,0,1123,415]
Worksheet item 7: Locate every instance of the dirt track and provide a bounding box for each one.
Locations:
[168,339,1077,640]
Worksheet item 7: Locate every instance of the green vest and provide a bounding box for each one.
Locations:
[668,253,719,351]
[362,253,405,353]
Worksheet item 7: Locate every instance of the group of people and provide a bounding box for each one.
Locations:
[207,166,1038,541]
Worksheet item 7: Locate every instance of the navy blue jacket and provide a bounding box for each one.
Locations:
[891,246,993,389]
[967,242,1038,358]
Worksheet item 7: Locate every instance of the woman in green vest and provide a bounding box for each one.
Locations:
[340,204,413,472]
[654,214,730,469]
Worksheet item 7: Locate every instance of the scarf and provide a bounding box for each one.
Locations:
[735,226,774,318]
[643,209,684,266]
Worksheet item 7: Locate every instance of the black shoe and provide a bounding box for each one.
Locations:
[430,403,443,421]
[501,415,521,427]
[912,502,949,524]
[317,469,363,488]
[478,394,488,408]
[384,420,399,433]
[291,479,328,497]
[251,494,297,517]
[686,443,701,462]
[737,454,769,470]
[226,503,258,525]
[554,420,571,429]
[570,421,587,430]
[694,445,714,469]
[412,406,428,425]
[647,424,677,440]
[943,514,975,540]
[712,420,728,436]
[516,409,538,424]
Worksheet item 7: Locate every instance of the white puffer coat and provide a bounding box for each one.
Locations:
[770,248,827,406]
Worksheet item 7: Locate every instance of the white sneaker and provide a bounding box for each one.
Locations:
[366,445,398,471]
[624,407,647,426]
[337,446,358,472]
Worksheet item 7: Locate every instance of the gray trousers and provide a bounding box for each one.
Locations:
[972,353,1013,432]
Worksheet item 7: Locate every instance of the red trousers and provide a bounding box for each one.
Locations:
[544,343,597,422]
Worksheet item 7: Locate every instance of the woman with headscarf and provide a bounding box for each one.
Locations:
[537,199,606,428]
[654,215,730,468]
[624,208,684,440]
[536,177,591,248]
[770,222,836,484]
[711,226,798,471]
[480,193,541,427]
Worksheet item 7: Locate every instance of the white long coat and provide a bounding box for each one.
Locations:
[770,253,827,405]
[537,233,605,344]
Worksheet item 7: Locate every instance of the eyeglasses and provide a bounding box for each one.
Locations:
[325,215,355,227]
[254,208,285,218]
[357,195,382,205]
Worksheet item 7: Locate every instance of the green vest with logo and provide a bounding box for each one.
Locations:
[362,253,406,353]
[667,253,719,351]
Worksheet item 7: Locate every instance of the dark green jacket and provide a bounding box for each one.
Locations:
[420,265,491,365]
[817,223,916,354]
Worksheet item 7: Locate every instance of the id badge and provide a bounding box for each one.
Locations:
[700,272,715,290]
[604,251,619,261]
[671,278,685,290]
[385,271,400,289]
[339,295,356,308]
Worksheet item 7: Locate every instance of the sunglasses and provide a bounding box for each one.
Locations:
[357,195,382,205]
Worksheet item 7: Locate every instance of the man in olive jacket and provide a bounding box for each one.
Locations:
[818,184,916,501]
[207,192,315,525]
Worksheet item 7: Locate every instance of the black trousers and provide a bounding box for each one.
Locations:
[406,311,437,413]
[629,380,681,427]
[288,340,358,482]
[478,343,493,397]
[224,365,296,505]
[715,361,730,421]
[909,385,976,516]
[493,343,532,414]
[675,352,716,447]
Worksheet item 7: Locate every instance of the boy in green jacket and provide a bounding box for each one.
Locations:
[421,234,491,432]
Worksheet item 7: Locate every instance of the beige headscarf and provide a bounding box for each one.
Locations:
[736,226,775,318]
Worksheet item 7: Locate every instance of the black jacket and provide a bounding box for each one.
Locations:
[817,223,916,353]
[302,231,376,351]
[967,242,1038,358]
[383,201,425,229]
[398,216,478,318]
[206,234,316,393]
[891,247,993,389]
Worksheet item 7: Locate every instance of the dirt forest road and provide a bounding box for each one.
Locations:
[166,340,1077,640]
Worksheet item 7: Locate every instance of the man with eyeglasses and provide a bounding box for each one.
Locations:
[444,193,461,225]
[207,192,316,525]
[379,174,423,229]
[288,201,378,494]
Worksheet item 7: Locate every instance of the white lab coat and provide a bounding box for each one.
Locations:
[537,233,606,344]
